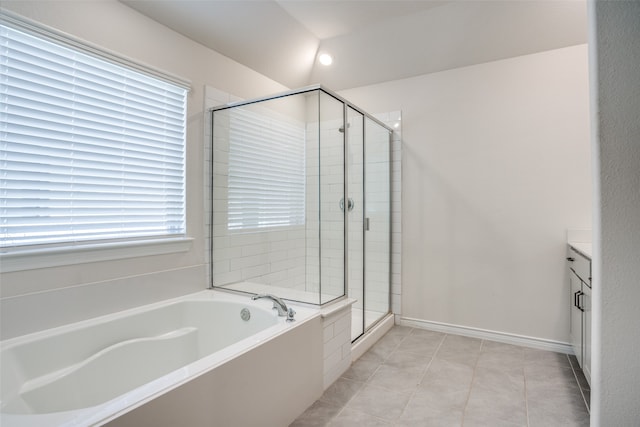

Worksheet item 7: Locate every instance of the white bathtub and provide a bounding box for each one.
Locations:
[0,290,323,427]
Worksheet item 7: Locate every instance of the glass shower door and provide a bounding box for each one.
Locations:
[348,112,391,341]
[364,117,391,331]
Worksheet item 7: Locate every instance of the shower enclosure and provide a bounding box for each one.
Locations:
[210,86,391,342]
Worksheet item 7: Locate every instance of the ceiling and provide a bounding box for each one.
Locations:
[121,0,588,91]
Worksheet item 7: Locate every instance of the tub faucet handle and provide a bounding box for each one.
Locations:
[287,307,296,322]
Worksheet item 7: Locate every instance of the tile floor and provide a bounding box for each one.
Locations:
[291,326,590,426]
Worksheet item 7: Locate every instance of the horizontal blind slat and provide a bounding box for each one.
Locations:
[225,107,306,231]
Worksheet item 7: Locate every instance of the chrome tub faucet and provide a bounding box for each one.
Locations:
[251,294,295,321]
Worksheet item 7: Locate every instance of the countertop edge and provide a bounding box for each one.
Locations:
[568,242,592,260]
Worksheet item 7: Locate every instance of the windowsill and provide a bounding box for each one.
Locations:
[0,237,194,273]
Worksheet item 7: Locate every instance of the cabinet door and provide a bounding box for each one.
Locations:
[570,270,584,368]
[583,284,592,385]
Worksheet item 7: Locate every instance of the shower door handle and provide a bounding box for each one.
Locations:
[340,197,354,212]
[364,217,370,231]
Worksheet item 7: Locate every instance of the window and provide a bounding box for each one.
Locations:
[226,108,305,231]
[0,21,188,249]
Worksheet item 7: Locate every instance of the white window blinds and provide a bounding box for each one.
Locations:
[227,108,305,231]
[0,23,187,248]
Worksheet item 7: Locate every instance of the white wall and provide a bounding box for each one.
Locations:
[0,0,288,339]
[588,1,640,425]
[341,44,592,343]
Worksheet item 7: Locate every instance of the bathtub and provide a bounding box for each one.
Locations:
[0,290,324,427]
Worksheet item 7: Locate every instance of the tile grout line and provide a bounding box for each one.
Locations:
[392,331,447,423]
[460,338,484,427]
[380,328,442,425]
[324,376,367,424]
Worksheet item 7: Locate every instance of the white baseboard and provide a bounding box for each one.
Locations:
[399,316,573,355]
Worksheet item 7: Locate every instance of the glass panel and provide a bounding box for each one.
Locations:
[347,107,365,341]
[211,90,323,305]
[319,91,346,304]
[364,117,391,330]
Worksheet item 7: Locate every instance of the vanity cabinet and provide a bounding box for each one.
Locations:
[567,245,591,385]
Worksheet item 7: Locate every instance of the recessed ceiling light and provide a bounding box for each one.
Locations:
[318,53,333,66]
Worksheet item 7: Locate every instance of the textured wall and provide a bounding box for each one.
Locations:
[588,1,640,424]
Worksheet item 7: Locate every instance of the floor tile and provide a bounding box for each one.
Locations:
[398,397,464,427]
[367,364,424,393]
[481,340,525,356]
[328,408,392,426]
[345,383,412,421]
[440,334,482,352]
[476,348,524,375]
[465,367,527,426]
[524,348,571,368]
[413,379,470,412]
[435,334,482,367]
[320,377,364,407]
[473,366,525,395]
[383,347,432,370]
[367,334,403,360]
[383,325,413,339]
[341,355,381,382]
[526,374,583,407]
[464,388,528,427]
[420,357,475,391]
[527,388,590,427]
[409,328,446,340]
[463,414,526,427]
[289,400,341,427]
[396,332,444,356]
[525,363,577,391]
